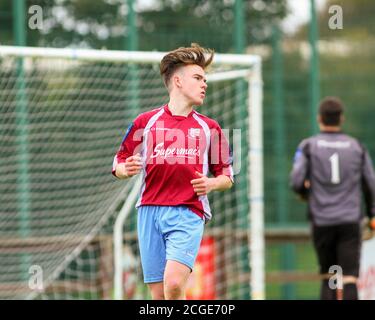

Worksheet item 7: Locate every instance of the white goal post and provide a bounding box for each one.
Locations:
[0,45,263,300]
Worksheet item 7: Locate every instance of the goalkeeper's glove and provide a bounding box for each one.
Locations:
[369,217,375,231]
[298,180,310,202]
[363,217,375,241]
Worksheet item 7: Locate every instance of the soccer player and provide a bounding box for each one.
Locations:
[112,44,233,300]
[290,97,375,300]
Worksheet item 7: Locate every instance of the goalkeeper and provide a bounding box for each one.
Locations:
[290,97,375,300]
[112,44,233,300]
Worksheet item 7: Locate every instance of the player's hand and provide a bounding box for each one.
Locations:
[363,217,375,241]
[304,180,311,189]
[191,171,214,196]
[298,180,310,202]
[124,153,142,177]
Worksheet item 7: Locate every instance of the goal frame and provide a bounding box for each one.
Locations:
[0,45,264,300]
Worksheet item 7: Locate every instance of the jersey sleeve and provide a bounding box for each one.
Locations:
[112,118,144,177]
[290,139,310,196]
[361,147,375,219]
[208,122,234,182]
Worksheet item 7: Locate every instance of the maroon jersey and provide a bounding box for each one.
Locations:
[112,104,233,220]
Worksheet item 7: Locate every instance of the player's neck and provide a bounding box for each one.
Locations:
[167,98,193,117]
[319,124,342,132]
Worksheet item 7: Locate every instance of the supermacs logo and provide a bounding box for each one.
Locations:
[150,142,201,160]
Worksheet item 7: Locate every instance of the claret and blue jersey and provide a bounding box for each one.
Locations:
[112,104,234,221]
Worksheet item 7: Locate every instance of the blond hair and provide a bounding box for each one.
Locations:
[160,43,214,88]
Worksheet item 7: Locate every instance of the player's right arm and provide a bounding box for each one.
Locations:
[290,140,310,199]
[112,119,144,179]
[115,154,142,179]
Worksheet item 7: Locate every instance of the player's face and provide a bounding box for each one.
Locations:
[178,64,208,106]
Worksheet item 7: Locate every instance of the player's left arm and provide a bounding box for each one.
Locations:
[191,122,233,196]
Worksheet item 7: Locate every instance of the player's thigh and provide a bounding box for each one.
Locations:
[337,223,361,277]
[137,206,166,283]
[312,224,337,274]
[160,206,204,271]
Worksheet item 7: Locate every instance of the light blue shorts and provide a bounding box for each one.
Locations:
[137,205,204,284]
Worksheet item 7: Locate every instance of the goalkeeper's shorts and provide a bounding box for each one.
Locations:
[312,222,361,277]
[137,205,205,283]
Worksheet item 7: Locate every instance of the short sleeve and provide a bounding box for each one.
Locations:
[208,122,234,182]
[112,118,144,176]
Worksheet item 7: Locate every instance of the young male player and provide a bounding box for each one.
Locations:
[290,97,375,300]
[112,44,233,300]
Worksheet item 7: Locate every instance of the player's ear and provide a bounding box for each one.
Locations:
[317,114,322,125]
[173,74,182,88]
[340,114,345,124]
[175,75,182,88]
[173,67,185,89]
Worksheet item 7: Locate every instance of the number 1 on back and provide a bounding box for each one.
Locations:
[329,152,340,184]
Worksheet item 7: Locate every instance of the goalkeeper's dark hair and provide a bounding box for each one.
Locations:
[319,96,344,126]
[160,43,214,89]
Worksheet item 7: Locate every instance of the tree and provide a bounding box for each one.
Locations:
[2,0,288,52]
[139,0,288,51]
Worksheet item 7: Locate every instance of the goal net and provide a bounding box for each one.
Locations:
[0,46,263,300]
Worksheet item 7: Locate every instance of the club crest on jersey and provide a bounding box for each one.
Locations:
[188,128,201,139]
